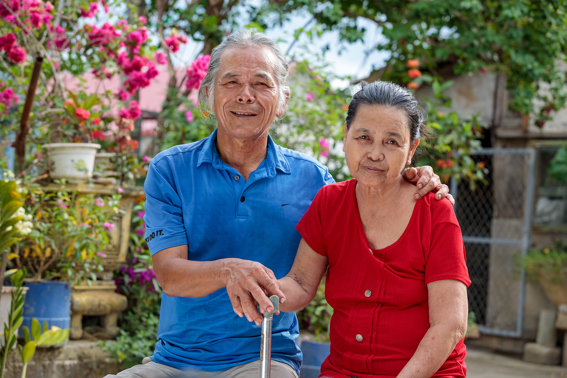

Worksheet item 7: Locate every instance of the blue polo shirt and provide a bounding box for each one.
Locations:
[144,129,334,374]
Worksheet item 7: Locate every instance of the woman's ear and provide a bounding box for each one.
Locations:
[407,139,420,165]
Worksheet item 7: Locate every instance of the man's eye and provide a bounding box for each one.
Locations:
[387,140,398,145]
[359,135,369,140]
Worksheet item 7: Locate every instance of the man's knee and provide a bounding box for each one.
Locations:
[103,360,185,378]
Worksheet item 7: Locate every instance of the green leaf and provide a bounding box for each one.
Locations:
[23,326,30,343]
[43,321,48,334]
[21,341,36,364]
[31,318,41,341]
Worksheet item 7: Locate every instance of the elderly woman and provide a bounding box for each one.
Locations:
[276,81,470,378]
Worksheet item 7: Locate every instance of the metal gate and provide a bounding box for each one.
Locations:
[452,148,536,337]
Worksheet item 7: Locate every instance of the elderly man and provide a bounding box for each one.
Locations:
[105,29,451,378]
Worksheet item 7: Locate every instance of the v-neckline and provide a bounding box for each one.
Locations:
[350,179,420,256]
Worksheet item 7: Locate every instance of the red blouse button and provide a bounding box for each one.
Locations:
[364,290,372,297]
[355,334,363,342]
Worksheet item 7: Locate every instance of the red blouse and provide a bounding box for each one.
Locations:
[296,180,471,378]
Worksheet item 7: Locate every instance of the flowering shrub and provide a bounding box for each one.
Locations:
[12,184,121,283]
[102,199,161,368]
[519,240,567,284]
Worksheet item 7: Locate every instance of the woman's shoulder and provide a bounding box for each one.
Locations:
[320,179,353,195]
[419,192,459,225]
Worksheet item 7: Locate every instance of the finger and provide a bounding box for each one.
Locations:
[240,292,263,325]
[250,284,275,314]
[433,184,449,201]
[402,167,418,183]
[446,193,455,206]
[261,268,286,303]
[415,173,440,199]
[227,291,244,319]
[414,166,433,190]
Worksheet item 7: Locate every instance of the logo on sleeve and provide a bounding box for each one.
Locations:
[145,230,164,243]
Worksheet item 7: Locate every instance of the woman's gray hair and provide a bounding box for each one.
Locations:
[198,29,290,117]
[345,81,429,142]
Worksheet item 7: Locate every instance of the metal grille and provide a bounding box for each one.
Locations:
[453,148,535,337]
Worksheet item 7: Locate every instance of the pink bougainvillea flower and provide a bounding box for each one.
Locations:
[319,138,330,157]
[185,110,194,123]
[142,155,150,162]
[94,197,104,207]
[185,55,210,91]
[137,211,145,218]
[7,45,26,64]
[81,222,92,228]
[75,107,91,121]
[116,88,129,101]
[0,33,16,52]
[136,228,145,236]
[306,92,314,102]
[480,67,488,74]
[407,69,422,79]
[103,222,115,231]
[0,0,20,20]
[165,33,187,53]
[96,252,107,258]
[117,187,124,193]
[406,59,419,68]
[92,117,101,126]
[56,199,68,208]
[0,87,17,114]
[79,2,98,18]
[138,15,147,24]
[154,51,167,65]
[45,1,53,12]
[119,100,141,120]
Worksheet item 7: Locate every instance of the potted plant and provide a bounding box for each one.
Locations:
[519,240,567,307]
[0,177,32,348]
[41,91,105,183]
[10,183,120,341]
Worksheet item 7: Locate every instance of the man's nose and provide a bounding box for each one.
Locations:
[237,85,255,104]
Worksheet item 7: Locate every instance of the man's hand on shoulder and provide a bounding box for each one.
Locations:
[402,166,455,206]
[222,258,286,326]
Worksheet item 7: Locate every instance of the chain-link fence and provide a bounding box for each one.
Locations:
[453,149,535,337]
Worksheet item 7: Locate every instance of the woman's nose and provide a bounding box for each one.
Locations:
[367,147,385,161]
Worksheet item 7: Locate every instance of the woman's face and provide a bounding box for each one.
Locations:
[343,104,420,189]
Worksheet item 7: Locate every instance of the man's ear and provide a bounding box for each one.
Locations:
[407,139,420,165]
[276,89,291,118]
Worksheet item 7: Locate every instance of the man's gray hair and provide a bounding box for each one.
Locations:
[198,29,290,117]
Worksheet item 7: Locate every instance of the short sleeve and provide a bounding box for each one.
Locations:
[425,215,471,287]
[295,188,327,257]
[143,161,188,255]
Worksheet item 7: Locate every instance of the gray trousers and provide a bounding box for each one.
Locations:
[104,357,299,378]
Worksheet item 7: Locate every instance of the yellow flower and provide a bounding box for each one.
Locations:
[544,248,550,254]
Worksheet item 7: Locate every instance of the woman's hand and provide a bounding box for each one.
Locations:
[402,166,455,205]
[397,280,468,378]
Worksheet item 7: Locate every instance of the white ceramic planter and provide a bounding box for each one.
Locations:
[0,286,28,348]
[43,143,101,183]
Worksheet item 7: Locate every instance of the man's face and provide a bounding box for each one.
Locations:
[212,46,285,141]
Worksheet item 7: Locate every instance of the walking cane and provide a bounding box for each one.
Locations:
[260,295,279,378]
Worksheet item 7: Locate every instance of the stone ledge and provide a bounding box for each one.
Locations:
[3,340,122,378]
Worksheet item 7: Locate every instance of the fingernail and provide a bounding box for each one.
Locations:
[437,194,441,199]
[280,297,286,303]
[418,183,423,189]
[238,312,243,318]
[415,193,420,199]
[267,306,273,313]
[245,314,252,322]
[255,319,262,326]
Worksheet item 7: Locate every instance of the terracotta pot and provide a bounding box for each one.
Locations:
[538,271,567,307]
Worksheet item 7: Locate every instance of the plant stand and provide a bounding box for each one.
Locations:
[70,281,127,340]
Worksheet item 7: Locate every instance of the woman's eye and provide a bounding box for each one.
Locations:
[256,82,267,86]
